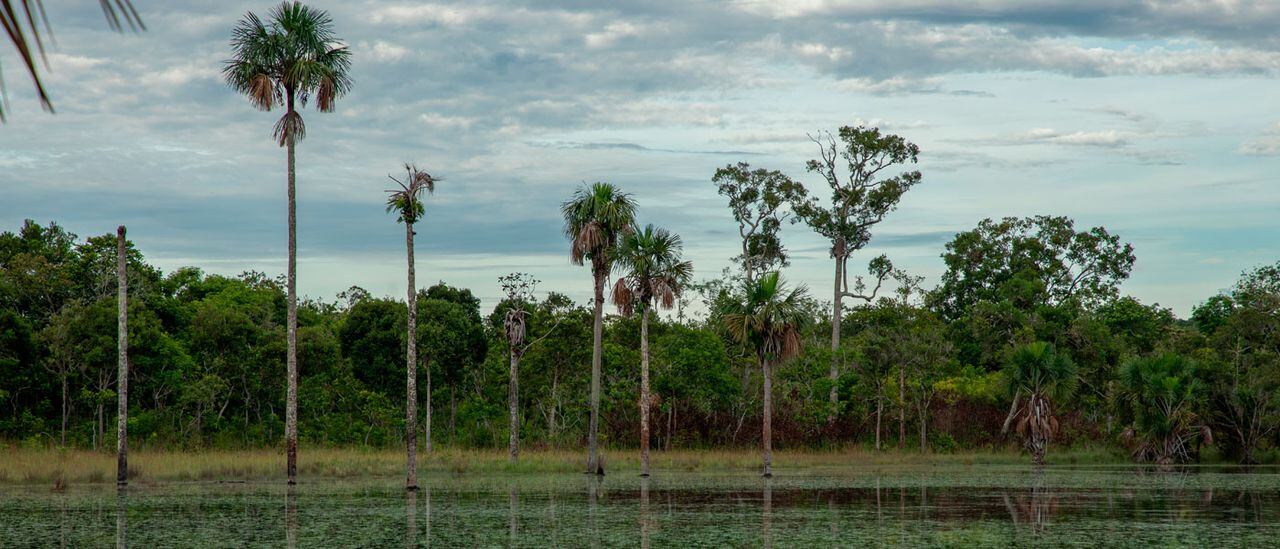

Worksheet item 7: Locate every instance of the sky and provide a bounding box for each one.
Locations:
[1,0,1278,317]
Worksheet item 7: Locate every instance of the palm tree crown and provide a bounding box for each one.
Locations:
[720,271,810,362]
[385,164,437,225]
[223,1,353,145]
[612,224,693,317]
[561,182,638,273]
[1005,342,1077,402]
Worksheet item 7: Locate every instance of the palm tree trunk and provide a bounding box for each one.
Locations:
[640,307,651,477]
[508,347,519,462]
[761,354,773,478]
[115,226,128,486]
[284,96,299,485]
[405,222,418,490]
[587,270,605,475]
[829,254,842,425]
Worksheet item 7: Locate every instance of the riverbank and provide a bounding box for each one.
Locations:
[0,445,1139,485]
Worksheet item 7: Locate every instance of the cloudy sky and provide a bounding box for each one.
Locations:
[2,0,1278,316]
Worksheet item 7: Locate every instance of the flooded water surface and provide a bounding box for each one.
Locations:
[3,465,1279,547]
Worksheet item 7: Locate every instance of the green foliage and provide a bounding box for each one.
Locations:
[932,216,1135,320]
[711,163,808,276]
[1118,354,1210,464]
[3,217,1280,466]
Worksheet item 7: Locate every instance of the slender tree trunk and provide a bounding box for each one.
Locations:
[640,307,651,477]
[424,367,432,453]
[761,354,773,478]
[898,368,905,450]
[587,270,605,475]
[61,375,67,447]
[405,222,418,491]
[548,373,558,441]
[875,396,882,451]
[116,226,128,486]
[508,348,520,462]
[918,403,927,453]
[829,253,843,425]
[284,97,299,485]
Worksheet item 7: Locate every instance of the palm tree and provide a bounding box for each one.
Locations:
[1,1,144,121]
[561,182,637,475]
[1119,353,1212,466]
[1001,342,1077,466]
[611,224,693,477]
[386,164,436,491]
[223,1,352,485]
[720,271,809,477]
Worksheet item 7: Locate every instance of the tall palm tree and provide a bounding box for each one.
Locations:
[386,164,436,491]
[1001,342,1077,466]
[1,0,144,121]
[720,271,809,477]
[223,1,352,485]
[612,224,692,477]
[561,182,637,475]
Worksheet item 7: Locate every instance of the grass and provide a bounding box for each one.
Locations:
[0,444,1133,486]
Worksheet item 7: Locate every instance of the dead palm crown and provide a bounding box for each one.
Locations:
[385,164,437,223]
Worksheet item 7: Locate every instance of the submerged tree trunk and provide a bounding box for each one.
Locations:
[587,269,605,475]
[508,348,520,462]
[116,226,128,486]
[761,354,774,478]
[404,222,418,491]
[640,307,652,477]
[284,96,299,486]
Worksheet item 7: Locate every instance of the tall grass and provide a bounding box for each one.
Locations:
[0,445,1127,486]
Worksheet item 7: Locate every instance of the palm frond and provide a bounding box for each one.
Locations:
[1,0,144,122]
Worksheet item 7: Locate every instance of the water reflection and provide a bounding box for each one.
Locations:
[405,489,417,549]
[639,477,651,549]
[1003,473,1058,537]
[284,486,297,549]
[12,469,1280,546]
[762,477,773,549]
[115,491,126,549]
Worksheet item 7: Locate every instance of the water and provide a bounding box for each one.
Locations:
[3,465,1280,547]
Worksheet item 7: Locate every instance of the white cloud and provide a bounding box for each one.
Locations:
[361,41,411,63]
[1240,122,1280,156]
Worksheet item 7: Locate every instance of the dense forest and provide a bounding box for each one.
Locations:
[2,207,1276,464]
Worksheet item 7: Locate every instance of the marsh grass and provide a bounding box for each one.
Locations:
[0,445,1129,486]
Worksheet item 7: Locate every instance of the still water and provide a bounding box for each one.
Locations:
[2,465,1279,547]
